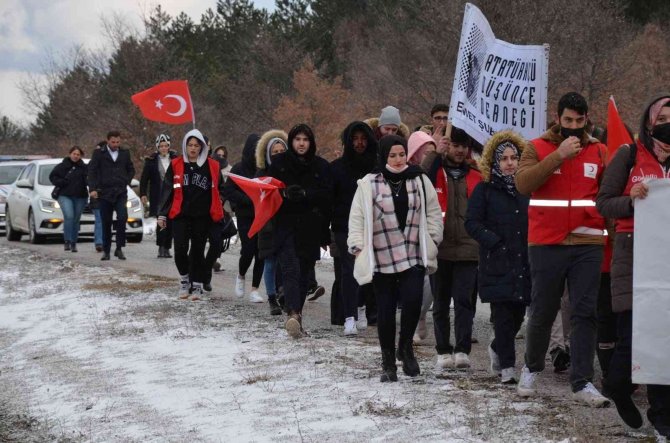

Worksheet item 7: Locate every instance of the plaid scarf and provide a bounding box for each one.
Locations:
[371,174,422,274]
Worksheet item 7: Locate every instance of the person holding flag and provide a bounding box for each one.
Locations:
[157,129,224,301]
[266,123,332,338]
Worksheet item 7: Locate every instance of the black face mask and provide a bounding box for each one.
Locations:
[560,126,585,139]
[652,123,670,145]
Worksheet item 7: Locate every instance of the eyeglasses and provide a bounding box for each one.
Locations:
[432,116,449,121]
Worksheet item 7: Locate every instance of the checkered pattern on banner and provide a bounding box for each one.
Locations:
[457,23,487,107]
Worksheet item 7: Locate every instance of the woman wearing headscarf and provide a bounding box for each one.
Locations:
[464,130,531,384]
[348,135,443,382]
[596,94,670,437]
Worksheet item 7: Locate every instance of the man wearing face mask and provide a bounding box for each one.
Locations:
[514,92,610,407]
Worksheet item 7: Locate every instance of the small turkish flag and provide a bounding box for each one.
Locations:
[227,173,286,238]
[131,80,194,124]
[606,96,633,163]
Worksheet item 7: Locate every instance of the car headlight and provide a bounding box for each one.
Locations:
[127,198,142,212]
[39,198,60,213]
[0,195,6,204]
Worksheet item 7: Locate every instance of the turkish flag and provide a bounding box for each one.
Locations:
[606,96,633,163]
[131,80,194,124]
[227,173,286,238]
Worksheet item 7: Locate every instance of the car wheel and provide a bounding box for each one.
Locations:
[28,210,45,244]
[5,206,23,241]
[127,234,143,243]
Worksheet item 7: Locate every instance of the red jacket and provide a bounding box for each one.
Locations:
[168,157,224,222]
[616,140,670,233]
[528,138,605,244]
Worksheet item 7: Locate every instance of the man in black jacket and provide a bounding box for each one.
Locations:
[88,130,136,260]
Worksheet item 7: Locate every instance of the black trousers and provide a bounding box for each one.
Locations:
[203,221,223,285]
[605,311,670,435]
[99,194,127,253]
[156,219,173,248]
[433,260,478,355]
[372,266,424,351]
[275,226,312,313]
[334,232,369,319]
[172,216,211,284]
[238,216,264,288]
[491,302,526,369]
[597,272,617,377]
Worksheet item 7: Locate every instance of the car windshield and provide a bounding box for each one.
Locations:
[38,164,57,186]
[0,165,25,184]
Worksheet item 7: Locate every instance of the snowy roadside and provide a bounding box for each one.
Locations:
[0,244,644,442]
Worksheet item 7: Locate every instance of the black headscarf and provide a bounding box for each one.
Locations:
[376,135,423,180]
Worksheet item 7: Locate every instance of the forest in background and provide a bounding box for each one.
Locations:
[1,0,669,169]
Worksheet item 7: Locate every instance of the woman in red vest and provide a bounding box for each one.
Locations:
[596,94,670,437]
[158,129,224,301]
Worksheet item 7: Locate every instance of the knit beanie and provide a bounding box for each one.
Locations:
[379,106,401,127]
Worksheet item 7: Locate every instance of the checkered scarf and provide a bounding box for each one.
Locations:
[371,173,422,274]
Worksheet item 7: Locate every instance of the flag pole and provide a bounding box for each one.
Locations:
[186,80,196,129]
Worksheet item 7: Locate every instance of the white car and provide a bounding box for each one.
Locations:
[0,160,30,235]
[4,158,144,244]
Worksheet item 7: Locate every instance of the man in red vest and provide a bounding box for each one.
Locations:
[422,127,482,370]
[515,92,610,407]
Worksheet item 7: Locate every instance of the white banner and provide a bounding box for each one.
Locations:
[632,179,670,385]
[449,3,549,145]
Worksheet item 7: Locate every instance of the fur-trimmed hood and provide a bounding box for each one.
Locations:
[364,117,411,140]
[478,130,529,182]
[256,129,288,170]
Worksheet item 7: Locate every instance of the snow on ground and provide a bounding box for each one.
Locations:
[0,244,631,442]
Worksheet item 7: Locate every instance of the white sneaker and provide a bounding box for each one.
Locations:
[454,352,471,369]
[344,317,358,336]
[573,382,611,408]
[435,354,454,370]
[517,366,538,397]
[501,367,517,384]
[356,306,367,331]
[249,290,264,303]
[179,275,190,299]
[189,283,203,301]
[235,275,245,297]
[488,344,501,375]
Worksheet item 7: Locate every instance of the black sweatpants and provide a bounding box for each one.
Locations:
[491,302,526,369]
[203,221,223,285]
[172,216,211,284]
[372,266,424,352]
[237,216,264,288]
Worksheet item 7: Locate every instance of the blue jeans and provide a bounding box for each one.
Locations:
[93,208,103,246]
[58,196,86,244]
[263,256,277,299]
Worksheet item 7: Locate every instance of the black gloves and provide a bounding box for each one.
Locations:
[281,184,307,202]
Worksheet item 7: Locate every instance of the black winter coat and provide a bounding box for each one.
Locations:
[222,134,259,219]
[464,181,531,304]
[87,146,135,202]
[49,158,88,198]
[139,151,177,216]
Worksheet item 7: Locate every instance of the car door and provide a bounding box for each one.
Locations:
[13,163,35,230]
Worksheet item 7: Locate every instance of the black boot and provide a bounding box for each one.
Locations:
[269,297,282,316]
[64,241,71,251]
[157,246,164,258]
[163,248,172,258]
[114,248,126,260]
[380,349,398,382]
[611,391,643,429]
[71,243,78,252]
[597,345,615,381]
[397,340,420,377]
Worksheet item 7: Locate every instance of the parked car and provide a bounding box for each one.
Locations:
[4,158,144,244]
[0,161,30,235]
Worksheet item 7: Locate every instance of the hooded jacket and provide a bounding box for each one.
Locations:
[140,150,178,216]
[222,134,260,219]
[408,131,435,166]
[596,93,670,312]
[330,121,378,233]
[363,117,411,141]
[267,123,332,260]
[465,131,531,304]
[158,129,224,221]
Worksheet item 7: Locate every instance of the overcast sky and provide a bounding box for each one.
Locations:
[0,0,276,126]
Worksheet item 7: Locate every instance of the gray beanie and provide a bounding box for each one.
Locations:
[379,105,401,127]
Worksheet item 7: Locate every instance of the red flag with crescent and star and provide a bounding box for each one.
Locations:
[131,80,195,124]
[606,96,633,163]
[227,173,286,238]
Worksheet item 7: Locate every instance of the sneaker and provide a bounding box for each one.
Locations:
[454,352,470,369]
[189,284,203,301]
[517,366,538,397]
[435,354,454,370]
[203,283,212,292]
[268,298,282,316]
[501,367,517,384]
[235,275,245,297]
[573,382,611,408]
[179,275,190,300]
[307,285,325,301]
[356,306,368,331]
[344,317,358,336]
[249,290,264,303]
[488,344,501,375]
[610,393,643,428]
[285,313,303,339]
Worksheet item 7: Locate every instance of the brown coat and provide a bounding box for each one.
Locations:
[596,145,637,312]
[515,125,605,246]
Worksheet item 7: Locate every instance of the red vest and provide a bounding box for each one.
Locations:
[528,138,605,244]
[435,167,481,219]
[168,157,224,222]
[616,141,670,233]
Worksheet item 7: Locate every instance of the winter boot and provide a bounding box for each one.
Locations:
[380,349,398,382]
[163,248,172,258]
[397,340,420,377]
[597,343,615,381]
[157,246,164,258]
[64,241,71,251]
[610,391,643,428]
[268,297,282,316]
[70,243,78,253]
[285,311,303,338]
